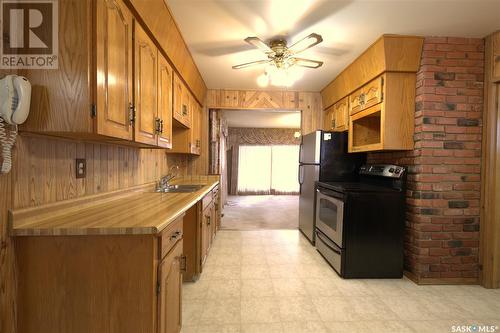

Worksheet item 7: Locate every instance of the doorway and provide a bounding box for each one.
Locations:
[210,109,301,230]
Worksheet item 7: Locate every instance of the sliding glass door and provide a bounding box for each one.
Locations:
[237,145,299,195]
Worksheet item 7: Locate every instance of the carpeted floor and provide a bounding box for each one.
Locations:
[221,195,299,230]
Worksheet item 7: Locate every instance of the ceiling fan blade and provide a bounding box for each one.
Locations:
[244,37,274,54]
[232,59,271,70]
[288,33,323,55]
[292,57,323,69]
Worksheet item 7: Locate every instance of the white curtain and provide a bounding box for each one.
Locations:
[237,145,272,194]
[271,145,300,194]
[237,145,299,195]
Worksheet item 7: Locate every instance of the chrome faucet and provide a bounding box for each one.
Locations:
[157,165,179,191]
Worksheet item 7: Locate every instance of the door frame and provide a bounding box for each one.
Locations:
[480,31,500,288]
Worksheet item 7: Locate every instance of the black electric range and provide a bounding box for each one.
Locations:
[314,164,406,278]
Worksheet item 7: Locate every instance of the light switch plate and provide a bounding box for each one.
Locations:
[76,159,86,179]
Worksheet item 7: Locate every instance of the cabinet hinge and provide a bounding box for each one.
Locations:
[156,282,161,295]
[91,104,97,118]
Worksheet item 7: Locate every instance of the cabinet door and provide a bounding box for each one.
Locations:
[349,76,384,115]
[158,54,173,148]
[134,24,158,145]
[323,105,335,130]
[334,97,349,132]
[190,99,201,155]
[181,86,192,128]
[158,239,183,333]
[95,0,134,140]
[201,208,212,265]
[210,204,216,242]
[173,73,183,123]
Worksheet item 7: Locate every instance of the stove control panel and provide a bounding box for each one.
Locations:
[359,164,405,179]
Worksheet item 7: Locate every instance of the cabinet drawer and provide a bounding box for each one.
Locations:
[159,215,184,260]
[202,191,213,211]
[212,185,219,197]
[349,76,384,115]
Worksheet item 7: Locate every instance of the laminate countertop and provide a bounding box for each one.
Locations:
[9,176,220,236]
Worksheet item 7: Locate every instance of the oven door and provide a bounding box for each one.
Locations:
[315,188,344,247]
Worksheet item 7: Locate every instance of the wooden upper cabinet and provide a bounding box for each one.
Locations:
[334,97,349,131]
[173,73,183,123]
[349,72,415,152]
[134,24,158,145]
[95,0,134,140]
[127,0,207,102]
[158,239,183,333]
[190,101,201,155]
[324,97,348,132]
[157,54,173,149]
[181,85,192,128]
[324,105,335,131]
[173,73,191,128]
[349,76,384,115]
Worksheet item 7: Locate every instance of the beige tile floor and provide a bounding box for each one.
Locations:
[182,230,500,333]
[222,196,299,230]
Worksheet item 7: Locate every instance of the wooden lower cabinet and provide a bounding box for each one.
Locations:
[15,216,185,333]
[183,186,220,281]
[158,239,183,333]
[201,204,212,265]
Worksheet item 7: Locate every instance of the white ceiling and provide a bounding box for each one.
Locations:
[222,110,301,128]
[166,0,500,91]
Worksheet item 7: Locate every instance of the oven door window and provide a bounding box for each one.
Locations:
[316,191,344,246]
[319,198,340,232]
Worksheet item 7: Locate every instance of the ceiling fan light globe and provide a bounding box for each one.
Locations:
[257,73,269,87]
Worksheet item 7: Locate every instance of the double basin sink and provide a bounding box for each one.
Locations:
[154,184,205,193]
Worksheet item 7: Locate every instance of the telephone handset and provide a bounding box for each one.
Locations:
[0,75,32,174]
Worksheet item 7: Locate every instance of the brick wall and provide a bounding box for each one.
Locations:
[368,37,484,282]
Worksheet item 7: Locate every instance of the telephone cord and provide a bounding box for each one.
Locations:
[0,117,17,174]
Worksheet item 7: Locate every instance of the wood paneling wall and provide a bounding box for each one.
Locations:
[12,135,190,209]
[206,89,323,135]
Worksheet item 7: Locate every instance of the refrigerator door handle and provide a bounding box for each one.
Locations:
[298,164,304,185]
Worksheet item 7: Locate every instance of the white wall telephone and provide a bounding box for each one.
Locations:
[0,75,31,174]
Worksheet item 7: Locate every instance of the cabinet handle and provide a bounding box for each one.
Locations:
[170,230,181,241]
[129,103,135,124]
[179,255,187,273]
[331,119,336,129]
[206,216,211,226]
[154,117,161,134]
[182,104,188,116]
[196,139,200,148]
[359,93,366,105]
[160,119,164,133]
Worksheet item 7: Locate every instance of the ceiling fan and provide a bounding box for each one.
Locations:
[232,33,324,71]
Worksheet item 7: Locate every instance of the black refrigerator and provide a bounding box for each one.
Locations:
[298,131,365,244]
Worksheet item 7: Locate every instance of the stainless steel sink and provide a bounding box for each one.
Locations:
[154,184,205,193]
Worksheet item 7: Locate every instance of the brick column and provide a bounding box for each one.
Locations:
[367,37,484,283]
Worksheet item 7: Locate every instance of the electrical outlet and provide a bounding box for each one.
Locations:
[76,159,86,178]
